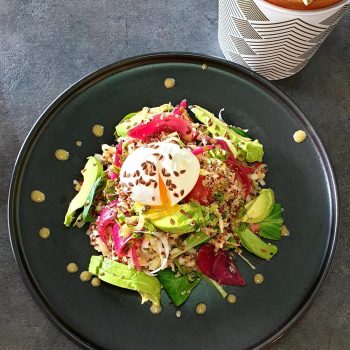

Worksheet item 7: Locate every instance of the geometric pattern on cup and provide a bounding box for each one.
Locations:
[218,0,349,80]
[320,4,349,25]
[289,58,311,73]
[222,0,245,19]
[233,17,263,39]
[219,0,242,37]
[230,36,257,55]
[251,19,326,41]
[247,36,316,57]
[228,51,251,68]
[236,0,268,21]
[308,26,334,43]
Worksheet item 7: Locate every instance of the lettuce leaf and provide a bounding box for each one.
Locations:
[157,269,201,307]
[170,231,210,259]
[259,204,283,240]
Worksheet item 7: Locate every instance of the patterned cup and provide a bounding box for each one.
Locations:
[218,0,350,80]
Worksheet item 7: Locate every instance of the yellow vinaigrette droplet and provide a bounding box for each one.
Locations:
[39,227,50,239]
[293,130,307,143]
[150,303,162,314]
[80,271,92,282]
[92,124,104,137]
[31,190,45,203]
[91,277,101,287]
[164,78,175,89]
[227,294,236,304]
[195,303,207,315]
[55,149,69,161]
[254,273,264,285]
[67,263,78,273]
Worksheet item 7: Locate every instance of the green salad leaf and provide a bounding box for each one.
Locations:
[259,204,283,240]
[89,255,161,306]
[157,269,201,307]
[237,227,278,260]
[230,126,250,138]
[170,231,210,259]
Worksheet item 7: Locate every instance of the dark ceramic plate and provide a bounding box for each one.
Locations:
[9,53,338,350]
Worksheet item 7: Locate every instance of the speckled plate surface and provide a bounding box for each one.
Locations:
[8,53,338,350]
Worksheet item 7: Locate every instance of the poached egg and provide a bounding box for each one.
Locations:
[120,141,200,207]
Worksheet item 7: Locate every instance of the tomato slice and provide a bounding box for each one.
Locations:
[183,175,212,205]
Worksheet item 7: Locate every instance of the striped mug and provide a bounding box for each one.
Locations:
[218,0,349,80]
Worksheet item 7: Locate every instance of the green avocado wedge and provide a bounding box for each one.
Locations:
[242,189,275,224]
[82,173,106,222]
[89,255,161,306]
[190,105,264,162]
[238,227,278,260]
[149,203,204,235]
[64,157,103,226]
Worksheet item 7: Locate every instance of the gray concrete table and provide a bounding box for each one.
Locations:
[1,1,349,349]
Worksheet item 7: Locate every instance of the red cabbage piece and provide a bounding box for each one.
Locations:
[127,113,194,141]
[97,199,118,244]
[112,223,131,257]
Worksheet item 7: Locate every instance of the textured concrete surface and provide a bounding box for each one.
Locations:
[0,1,349,349]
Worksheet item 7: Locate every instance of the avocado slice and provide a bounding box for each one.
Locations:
[190,105,264,163]
[88,255,161,306]
[64,156,103,226]
[238,227,278,260]
[242,189,274,224]
[115,104,173,137]
[149,203,204,235]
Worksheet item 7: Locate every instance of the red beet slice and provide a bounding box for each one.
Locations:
[197,244,246,286]
[212,250,246,286]
[196,244,216,279]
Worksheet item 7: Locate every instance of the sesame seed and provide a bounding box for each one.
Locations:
[152,196,155,201]
[159,155,163,160]
[173,171,179,177]
[169,154,173,160]
[174,193,179,197]
[180,190,184,196]
[180,209,186,214]
[170,218,175,225]
[180,170,186,174]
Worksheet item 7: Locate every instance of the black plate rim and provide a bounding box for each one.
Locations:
[8,52,339,350]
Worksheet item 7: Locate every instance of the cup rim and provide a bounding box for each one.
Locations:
[254,0,349,15]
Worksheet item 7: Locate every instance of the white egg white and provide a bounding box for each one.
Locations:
[120,141,200,206]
